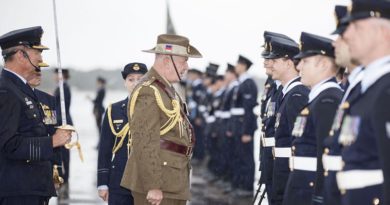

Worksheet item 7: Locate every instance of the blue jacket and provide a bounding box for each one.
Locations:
[0,69,56,197]
[97,98,132,195]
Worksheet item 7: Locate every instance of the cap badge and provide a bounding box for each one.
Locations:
[133,64,140,71]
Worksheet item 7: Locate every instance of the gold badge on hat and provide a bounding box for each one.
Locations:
[133,64,140,71]
[269,43,273,52]
[187,45,191,54]
[299,42,303,50]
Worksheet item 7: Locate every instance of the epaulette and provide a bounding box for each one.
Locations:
[141,76,156,87]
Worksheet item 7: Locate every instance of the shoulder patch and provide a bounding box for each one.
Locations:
[321,98,336,103]
[292,93,302,97]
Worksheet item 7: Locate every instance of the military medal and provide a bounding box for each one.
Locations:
[275,113,281,129]
[266,102,276,117]
[339,115,361,146]
[292,108,309,137]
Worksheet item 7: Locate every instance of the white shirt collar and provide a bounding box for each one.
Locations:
[348,66,363,84]
[192,78,202,87]
[3,68,27,84]
[282,76,300,96]
[228,80,239,90]
[238,72,251,83]
[275,80,281,89]
[215,88,225,96]
[361,55,390,93]
[308,77,341,103]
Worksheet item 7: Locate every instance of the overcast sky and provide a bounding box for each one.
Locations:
[1,0,349,78]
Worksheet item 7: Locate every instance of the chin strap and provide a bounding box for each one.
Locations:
[169,55,182,81]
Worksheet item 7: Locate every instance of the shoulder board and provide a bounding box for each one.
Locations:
[141,76,156,87]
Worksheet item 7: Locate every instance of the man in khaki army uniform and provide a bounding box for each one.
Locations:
[121,34,202,205]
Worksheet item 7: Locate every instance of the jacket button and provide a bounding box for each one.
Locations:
[340,189,346,195]
[33,114,37,118]
[163,162,167,166]
[309,182,314,187]
[324,148,329,154]
[112,165,115,168]
[292,146,296,151]
[373,198,380,205]
[324,171,328,177]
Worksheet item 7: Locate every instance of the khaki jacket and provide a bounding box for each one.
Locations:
[121,68,193,200]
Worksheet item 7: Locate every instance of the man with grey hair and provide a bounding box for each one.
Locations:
[336,0,390,204]
[0,26,72,205]
[121,34,202,205]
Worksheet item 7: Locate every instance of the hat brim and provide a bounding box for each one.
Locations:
[142,44,202,58]
[261,50,270,58]
[331,25,347,35]
[32,44,49,50]
[294,52,317,60]
[264,52,280,59]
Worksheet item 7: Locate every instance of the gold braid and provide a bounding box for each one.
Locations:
[128,82,182,143]
[107,104,130,156]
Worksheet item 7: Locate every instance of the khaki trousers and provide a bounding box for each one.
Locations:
[132,192,186,205]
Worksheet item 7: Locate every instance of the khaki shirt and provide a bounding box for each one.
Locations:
[121,68,193,200]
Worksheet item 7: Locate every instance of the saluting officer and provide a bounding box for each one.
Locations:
[121,34,202,205]
[97,62,147,204]
[336,1,390,204]
[0,26,72,205]
[285,32,343,205]
[322,5,363,205]
[266,37,309,205]
[230,55,258,197]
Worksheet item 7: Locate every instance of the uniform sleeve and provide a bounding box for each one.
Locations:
[0,91,53,161]
[97,108,114,187]
[286,89,309,132]
[242,81,258,135]
[372,87,390,205]
[130,87,162,190]
[313,95,341,200]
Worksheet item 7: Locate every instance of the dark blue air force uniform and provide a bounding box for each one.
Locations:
[0,69,56,204]
[0,26,56,205]
[284,32,343,205]
[231,55,258,191]
[98,98,134,205]
[97,62,147,205]
[264,35,309,205]
[34,89,64,178]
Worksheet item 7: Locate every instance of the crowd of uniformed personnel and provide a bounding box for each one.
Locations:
[1,1,390,205]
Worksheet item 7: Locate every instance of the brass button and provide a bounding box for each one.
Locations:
[26,160,30,163]
[33,114,37,118]
[324,148,329,154]
[373,198,380,205]
[340,189,346,195]
[309,182,314,187]
[292,146,296,151]
[324,171,328,177]
[163,162,167,166]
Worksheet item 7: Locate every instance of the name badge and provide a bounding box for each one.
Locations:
[113,119,124,124]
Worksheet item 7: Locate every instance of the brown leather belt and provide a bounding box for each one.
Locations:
[160,139,193,157]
